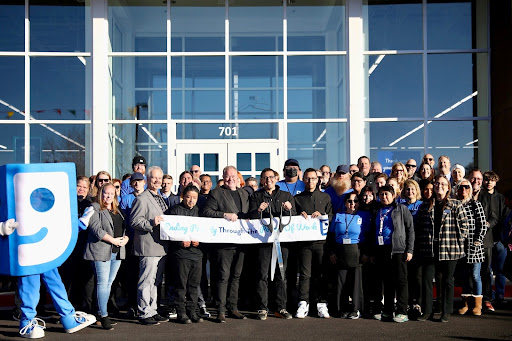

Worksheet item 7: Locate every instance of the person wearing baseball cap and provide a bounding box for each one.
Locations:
[120,155,147,198]
[276,159,305,196]
[324,164,353,214]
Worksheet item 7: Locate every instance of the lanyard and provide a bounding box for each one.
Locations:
[379,207,393,235]
[344,213,357,237]
[284,181,298,195]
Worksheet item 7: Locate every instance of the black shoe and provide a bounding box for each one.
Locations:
[139,317,160,325]
[216,312,226,323]
[153,314,169,322]
[417,313,433,321]
[440,314,449,323]
[229,310,247,320]
[190,314,204,323]
[178,314,192,324]
[99,316,114,330]
[274,309,293,319]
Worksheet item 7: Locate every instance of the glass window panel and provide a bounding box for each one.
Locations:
[368,121,424,173]
[366,54,423,118]
[256,153,270,171]
[364,0,422,51]
[30,124,88,176]
[0,124,25,166]
[230,1,283,52]
[0,57,24,121]
[0,2,24,51]
[428,53,488,118]
[427,120,488,170]
[108,1,166,52]
[288,55,346,119]
[287,0,345,51]
[287,122,347,170]
[427,1,474,50]
[111,123,168,178]
[177,123,278,140]
[171,1,224,52]
[186,154,200,172]
[204,154,219,172]
[209,175,219,188]
[31,57,88,120]
[237,153,251,172]
[231,56,283,119]
[30,0,88,52]
[111,57,166,120]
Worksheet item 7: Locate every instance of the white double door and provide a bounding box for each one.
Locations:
[176,140,280,186]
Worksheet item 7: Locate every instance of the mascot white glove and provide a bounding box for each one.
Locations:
[0,218,19,236]
[78,206,94,231]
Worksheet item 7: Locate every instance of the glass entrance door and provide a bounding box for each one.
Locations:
[176,140,279,187]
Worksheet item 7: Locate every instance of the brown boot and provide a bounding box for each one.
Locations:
[473,295,482,316]
[458,295,470,315]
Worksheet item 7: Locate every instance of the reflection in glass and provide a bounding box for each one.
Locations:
[428,53,487,118]
[288,56,346,119]
[364,0,422,51]
[204,154,219,172]
[366,54,422,118]
[0,57,24,121]
[427,1,474,50]
[256,153,270,171]
[112,57,166,120]
[171,1,224,52]
[367,121,424,173]
[30,0,87,52]
[177,123,278,140]
[287,0,345,51]
[0,2,24,51]
[108,1,166,52]
[237,153,251,172]
[287,122,347,170]
[231,56,283,119]
[30,124,88,175]
[427,120,488,170]
[0,124,24,166]
[31,57,87,120]
[111,123,167,178]
[230,1,282,52]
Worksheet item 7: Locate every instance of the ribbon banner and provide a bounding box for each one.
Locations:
[160,215,329,244]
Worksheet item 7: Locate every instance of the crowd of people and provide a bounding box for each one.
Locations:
[12,153,512,333]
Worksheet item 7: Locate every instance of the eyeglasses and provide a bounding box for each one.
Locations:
[98,178,109,183]
[458,184,471,190]
[191,170,200,173]
[114,185,120,189]
[321,171,330,175]
[347,199,359,204]
[423,158,433,161]
[261,176,276,181]
[303,177,318,181]
[395,169,405,173]
[405,164,416,168]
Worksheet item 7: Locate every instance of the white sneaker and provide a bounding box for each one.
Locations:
[63,312,96,334]
[317,303,330,318]
[20,318,45,339]
[295,301,309,318]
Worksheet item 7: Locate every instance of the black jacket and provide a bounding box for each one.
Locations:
[248,185,296,219]
[294,189,333,221]
[167,203,202,259]
[478,190,508,247]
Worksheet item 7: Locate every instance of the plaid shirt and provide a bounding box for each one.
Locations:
[461,199,488,264]
[149,190,168,213]
[416,199,468,261]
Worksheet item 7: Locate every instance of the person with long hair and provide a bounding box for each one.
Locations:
[84,183,129,330]
[390,162,407,191]
[91,171,112,199]
[418,163,434,183]
[416,175,468,322]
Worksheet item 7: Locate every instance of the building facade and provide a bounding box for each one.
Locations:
[0,0,493,186]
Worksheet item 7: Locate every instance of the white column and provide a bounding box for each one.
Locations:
[91,0,110,173]
[347,0,366,163]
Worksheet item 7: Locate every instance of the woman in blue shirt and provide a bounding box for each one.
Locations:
[328,193,371,319]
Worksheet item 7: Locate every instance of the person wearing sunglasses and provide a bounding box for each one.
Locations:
[405,159,421,182]
[370,185,414,323]
[456,179,487,317]
[112,179,122,203]
[293,168,333,319]
[328,192,371,319]
[422,154,435,168]
[92,171,112,200]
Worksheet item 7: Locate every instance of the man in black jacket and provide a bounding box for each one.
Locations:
[249,168,296,321]
[293,168,333,319]
[202,166,250,323]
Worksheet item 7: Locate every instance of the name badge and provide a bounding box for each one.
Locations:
[378,236,384,245]
[343,238,351,245]
[444,209,451,214]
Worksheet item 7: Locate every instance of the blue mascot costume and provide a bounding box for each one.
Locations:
[0,163,96,339]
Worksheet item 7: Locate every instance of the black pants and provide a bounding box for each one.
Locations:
[174,257,202,316]
[422,258,457,315]
[407,256,422,306]
[213,246,245,313]
[480,247,493,301]
[374,246,409,315]
[256,243,289,311]
[336,265,362,313]
[59,255,95,312]
[298,241,327,303]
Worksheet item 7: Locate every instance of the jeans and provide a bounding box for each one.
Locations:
[481,247,493,301]
[374,247,409,315]
[93,253,122,317]
[492,241,508,299]
[462,262,482,295]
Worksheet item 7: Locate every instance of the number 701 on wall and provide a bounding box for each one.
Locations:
[218,126,239,137]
